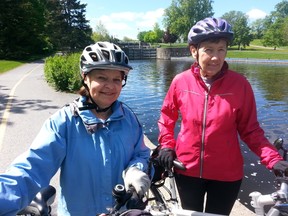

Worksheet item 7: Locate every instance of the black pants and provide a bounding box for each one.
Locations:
[175,174,242,215]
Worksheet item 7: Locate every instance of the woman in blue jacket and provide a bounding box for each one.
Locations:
[0,42,151,215]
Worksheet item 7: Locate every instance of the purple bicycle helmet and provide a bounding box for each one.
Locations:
[80,42,132,76]
[187,17,234,45]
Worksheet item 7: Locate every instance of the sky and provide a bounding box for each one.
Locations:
[82,0,284,40]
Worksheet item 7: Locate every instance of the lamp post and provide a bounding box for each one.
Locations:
[137,28,141,49]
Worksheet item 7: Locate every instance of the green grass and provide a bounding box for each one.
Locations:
[226,49,288,60]
[0,60,25,74]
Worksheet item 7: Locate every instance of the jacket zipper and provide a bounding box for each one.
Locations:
[200,90,209,178]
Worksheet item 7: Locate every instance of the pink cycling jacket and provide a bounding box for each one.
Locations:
[158,61,283,181]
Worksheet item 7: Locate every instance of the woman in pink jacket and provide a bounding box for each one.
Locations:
[157,17,288,215]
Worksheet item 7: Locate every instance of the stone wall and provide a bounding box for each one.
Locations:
[156,47,191,60]
[122,47,191,60]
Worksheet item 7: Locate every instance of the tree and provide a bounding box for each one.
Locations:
[274,0,288,17]
[262,0,288,49]
[144,31,158,44]
[92,21,110,42]
[59,0,93,52]
[137,31,148,42]
[153,23,164,43]
[45,0,67,51]
[163,29,178,45]
[263,18,287,49]
[163,0,214,40]
[0,0,50,59]
[250,19,266,39]
[222,11,252,50]
[0,0,93,59]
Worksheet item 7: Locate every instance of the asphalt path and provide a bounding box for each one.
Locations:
[0,60,76,215]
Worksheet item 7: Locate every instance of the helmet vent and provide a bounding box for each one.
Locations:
[102,50,110,60]
[98,42,106,48]
[81,55,86,61]
[194,28,203,33]
[89,52,98,62]
[113,44,119,50]
[115,52,122,62]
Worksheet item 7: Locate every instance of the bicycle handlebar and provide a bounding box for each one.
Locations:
[173,159,186,171]
[250,138,288,216]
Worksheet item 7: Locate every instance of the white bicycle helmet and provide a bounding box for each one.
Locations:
[80,42,132,75]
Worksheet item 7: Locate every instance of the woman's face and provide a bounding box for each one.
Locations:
[191,39,227,78]
[84,69,124,108]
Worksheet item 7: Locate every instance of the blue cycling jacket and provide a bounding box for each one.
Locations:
[0,96,150,216]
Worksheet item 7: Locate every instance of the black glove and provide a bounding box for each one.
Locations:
[273,160,288,176]
[126,191,147,210]
[158,148,176,170]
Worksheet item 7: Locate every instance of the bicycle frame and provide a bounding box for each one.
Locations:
[250,177,288,216]
[147,169,226,216]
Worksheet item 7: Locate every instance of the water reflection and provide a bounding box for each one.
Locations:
[120,59,288,211]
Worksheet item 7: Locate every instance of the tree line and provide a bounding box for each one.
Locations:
[137,0,288,50]
[0,0,93,60]
[1,0,288,60]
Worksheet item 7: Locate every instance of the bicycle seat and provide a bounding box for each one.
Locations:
[17,185,56,216]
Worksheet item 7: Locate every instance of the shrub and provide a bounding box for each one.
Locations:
[44,53,82,92]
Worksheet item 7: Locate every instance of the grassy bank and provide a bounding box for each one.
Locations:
[0,60,25,74]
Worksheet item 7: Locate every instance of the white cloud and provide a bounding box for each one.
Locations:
[246,9,267,21]
[91,8,165,40]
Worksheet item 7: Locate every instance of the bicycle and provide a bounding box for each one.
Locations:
[16,183,147,216]
[146,146,226,216]
[249,138,288,216]
[146,138,288,216]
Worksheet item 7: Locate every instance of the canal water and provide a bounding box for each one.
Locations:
[119,58,288,211]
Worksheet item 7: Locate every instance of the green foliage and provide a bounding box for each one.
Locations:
[250,19,266,39]
[222,11,252,50]
[92,21,111,42]
[44,53,82,92]
[137,31,148,42]
[0,0,51,59]
[259,1,288,49]
[0,0,92,60]
[144,31,158,44]
[138,23,164,43]
[163,0,214,40]
[263,17,288,49]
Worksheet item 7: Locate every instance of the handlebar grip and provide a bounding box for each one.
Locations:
[126,186,147,210]
[173,159,186,171]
